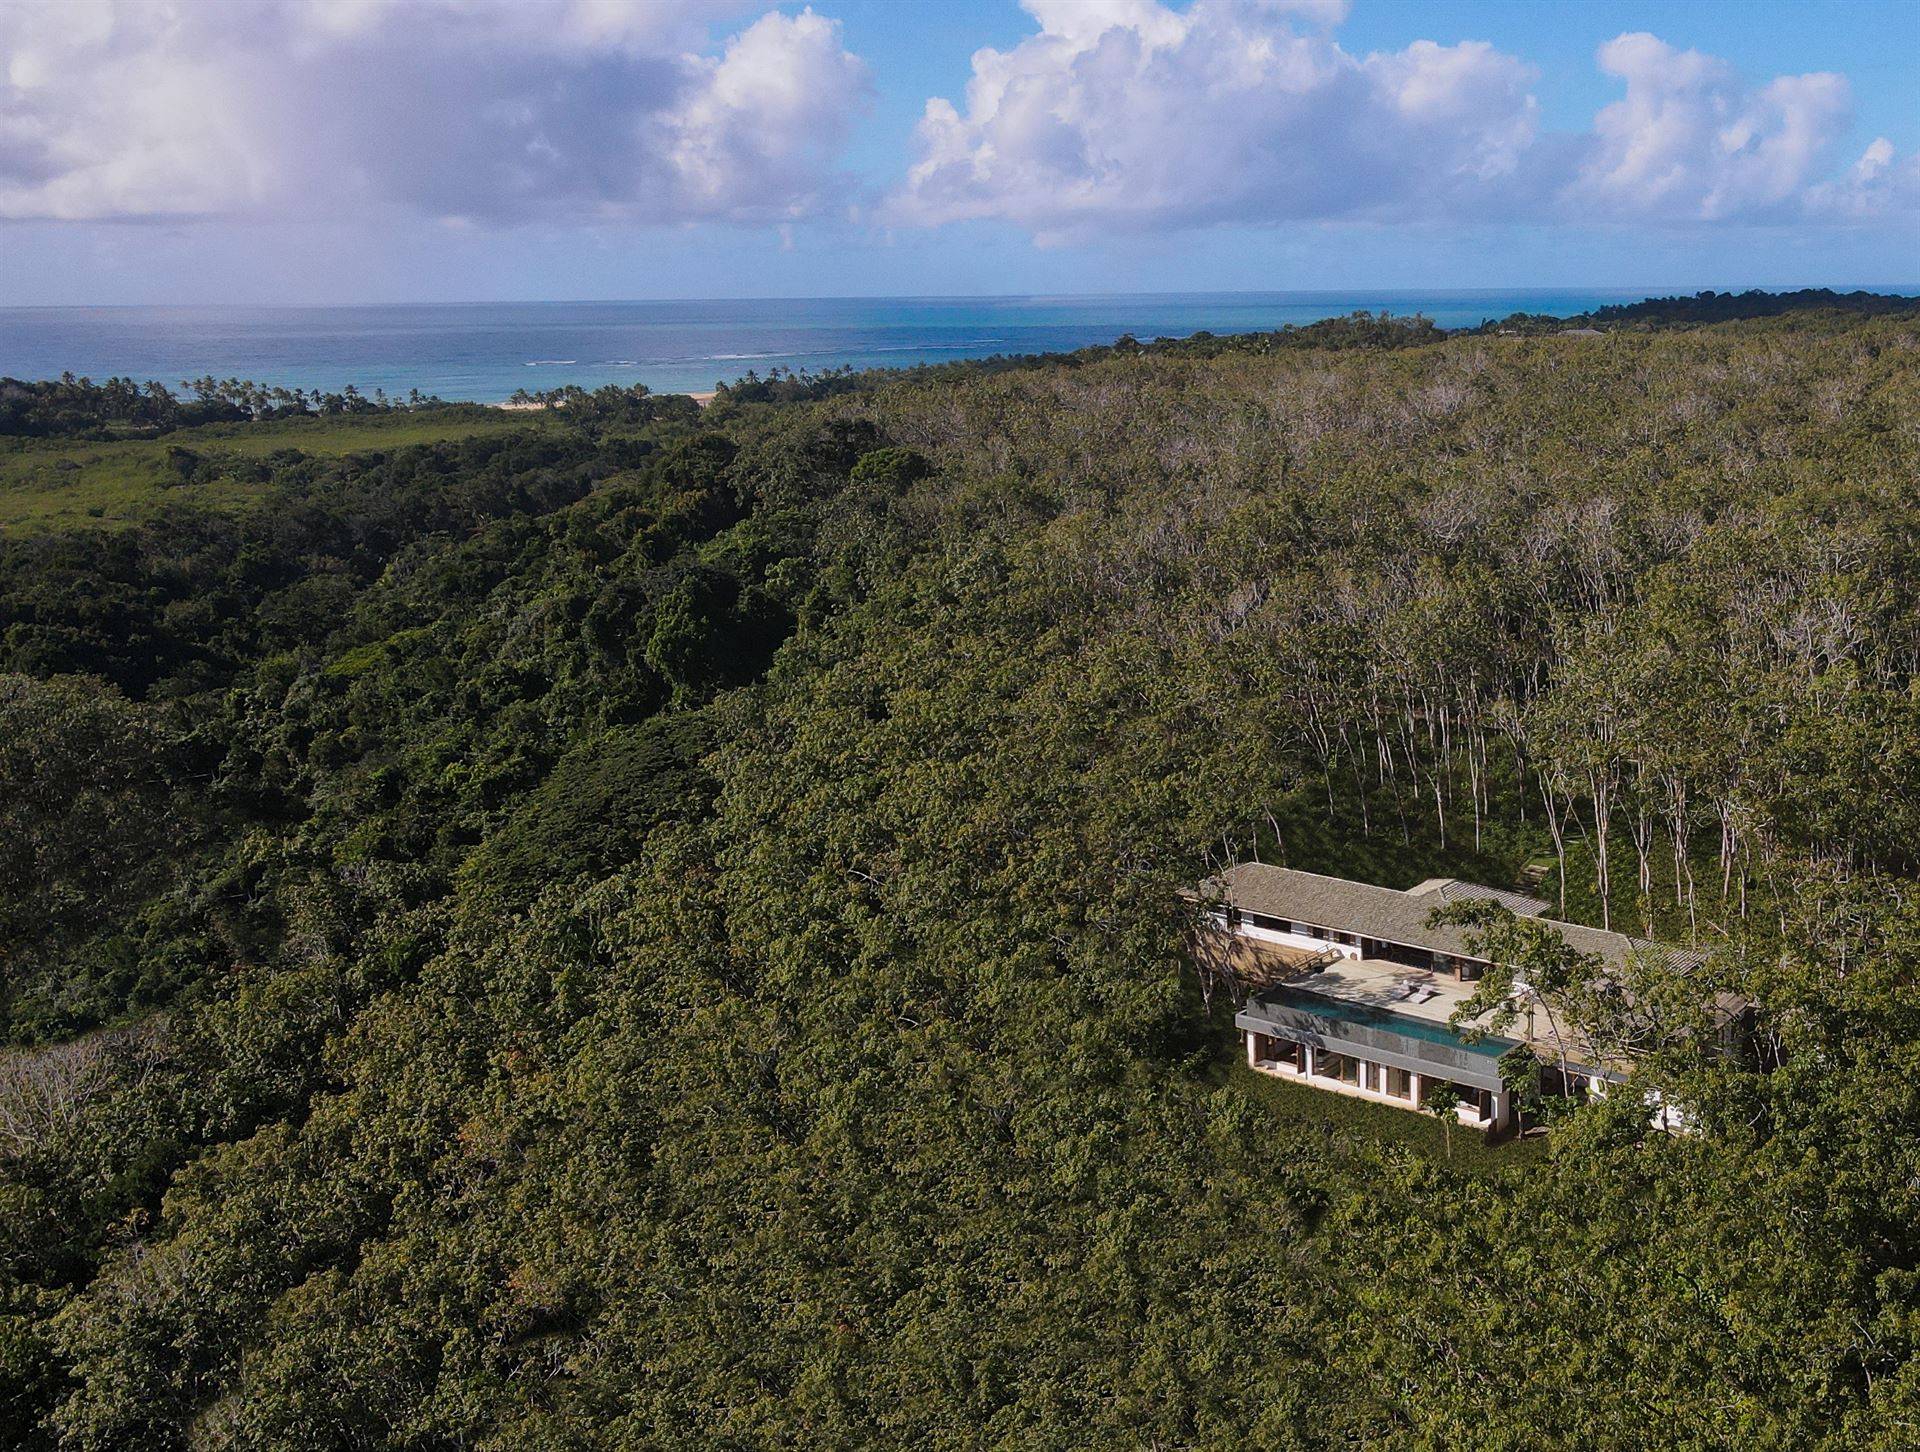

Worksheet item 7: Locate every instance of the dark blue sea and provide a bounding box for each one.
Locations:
[0,291,1663,403]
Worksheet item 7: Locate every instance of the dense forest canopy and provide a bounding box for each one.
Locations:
[5,305,1920,1447]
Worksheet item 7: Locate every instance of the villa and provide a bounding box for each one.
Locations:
[1204,864,1715,1135]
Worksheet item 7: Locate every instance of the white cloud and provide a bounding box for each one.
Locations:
[1802,136,1920,221]
[1576,33,1852,220]
[0,0,868,224]
[893,1,1916,237]
[892,0,1539,236]
[666,9,870,221]
[1855,137,1897,182]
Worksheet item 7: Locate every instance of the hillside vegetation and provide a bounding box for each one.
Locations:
[4,311,1920,1448]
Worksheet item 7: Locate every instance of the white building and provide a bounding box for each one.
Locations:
[1208,864,1712,1136]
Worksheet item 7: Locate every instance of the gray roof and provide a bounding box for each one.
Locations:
[1406,877,1551,917]
[1209,863,1703,974]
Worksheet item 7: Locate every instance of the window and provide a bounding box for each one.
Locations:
[1385,1067,1413,1100]
[1319,1054,1359,1086]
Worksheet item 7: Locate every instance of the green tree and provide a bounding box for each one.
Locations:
[1422,1078,1464,1159]
[0,675,182,1037]
[1430,898,1607,1088]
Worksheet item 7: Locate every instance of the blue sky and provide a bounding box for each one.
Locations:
[1,0,1914,305]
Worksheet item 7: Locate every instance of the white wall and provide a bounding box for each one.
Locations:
[1218,913,1360,961]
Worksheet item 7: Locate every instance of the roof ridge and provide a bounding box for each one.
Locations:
[1220,860,1700,966]
[1229,862,1404,890]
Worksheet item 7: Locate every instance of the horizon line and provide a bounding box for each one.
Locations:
[6,284,1920,313]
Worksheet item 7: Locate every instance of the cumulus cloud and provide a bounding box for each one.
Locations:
[1576,33,1851,220]
[1808,136,1920,220]
[0,0,868,224]
[894,0,1540,237]
[893,0,1917,236]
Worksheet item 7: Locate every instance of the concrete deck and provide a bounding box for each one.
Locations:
[1286,956,1487,1032]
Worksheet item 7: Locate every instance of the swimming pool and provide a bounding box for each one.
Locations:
[1263,986,1514,1058]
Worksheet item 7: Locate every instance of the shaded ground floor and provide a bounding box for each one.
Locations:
[1243,1028,1513,1134]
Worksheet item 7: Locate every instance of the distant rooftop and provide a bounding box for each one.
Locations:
[1405,877,1551,917]
[1208,863,1703,974]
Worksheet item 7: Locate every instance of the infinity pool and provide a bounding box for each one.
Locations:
[1264,986,1514,1057]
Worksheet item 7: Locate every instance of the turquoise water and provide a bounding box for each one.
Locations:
[0,291,1656,403]
[1268,986,1513,1056]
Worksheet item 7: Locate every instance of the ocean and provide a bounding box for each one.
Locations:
[0,291,1663,403]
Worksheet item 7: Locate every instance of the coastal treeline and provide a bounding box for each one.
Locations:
[0,374,445,440]
[1476,285,1920,336]
[4,308,1920,1447]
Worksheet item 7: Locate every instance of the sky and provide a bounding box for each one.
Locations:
[0,0,1915,306]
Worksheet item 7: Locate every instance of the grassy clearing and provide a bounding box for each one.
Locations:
[159,406,545,457]
[0,407,550,533]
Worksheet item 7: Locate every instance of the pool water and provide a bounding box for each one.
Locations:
[1267,986,1514,1057]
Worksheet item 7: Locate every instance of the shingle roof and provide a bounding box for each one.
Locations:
[1208,863,1704,974]
[1406,877,1551,917]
